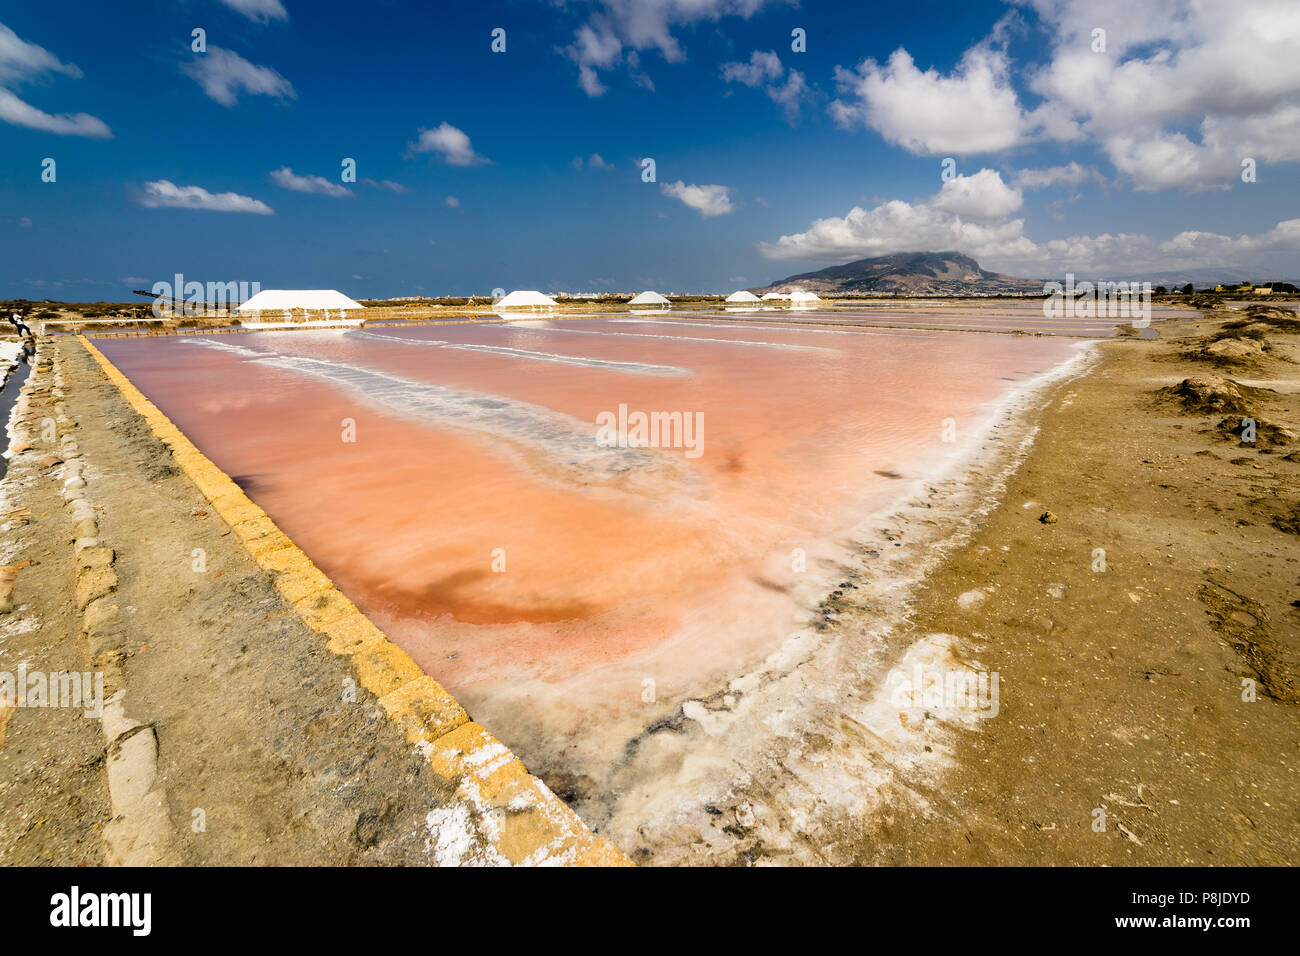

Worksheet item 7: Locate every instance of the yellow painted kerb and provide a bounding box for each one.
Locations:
[78,335,630,867]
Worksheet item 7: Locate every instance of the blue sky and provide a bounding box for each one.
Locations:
[2,0,1298,300]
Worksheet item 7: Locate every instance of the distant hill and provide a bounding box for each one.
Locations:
[756,252,1042,296]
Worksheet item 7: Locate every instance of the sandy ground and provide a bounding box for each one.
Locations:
[2,306,1295,866]
[857,305,1299,865]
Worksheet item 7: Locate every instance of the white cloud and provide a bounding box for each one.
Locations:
[444,196,460,208]
[0,22,81,84]
[577,65,607,97]
[1012,161,1105,190]
[760,197,1032,266]
[721,50,811,123]
[0,89,111,137]
[137,180,274,215]
[218,0,289,24]
[408,122,489,166]
[661,180,733,218]
[932,168,1023,220]
[270,166,351,197]
[830,44,1027,154]
[574,153,614,170]
[181,46,295,107]
[564,0,788,96]
[721,50,782,87]
[0,22,110,137]
[829,0,1300,189]
[766,70,809,124]
[361,178,407,193]
[758,169,1300,276]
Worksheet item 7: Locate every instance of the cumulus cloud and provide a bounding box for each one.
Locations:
[758,168,1300,276]
[181,46,295,107]
[828,0,1300,189]
[564,0,788,96]
[408,122,489,166]
[830,44,1027,154]
[932,168,1023,220]
[270,166,351,197]
[661,180,733,218]
[137,180,274,214]
[218,0,289,23]
[721,50,810,123]
[0,22,111,137]
[444,195,460,208]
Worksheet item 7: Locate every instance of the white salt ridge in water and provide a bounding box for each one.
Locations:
[251,352,690,486]
[346,329,691,377]
[524,325,837,352]
[181,334,687,483]
[611,318,937,340]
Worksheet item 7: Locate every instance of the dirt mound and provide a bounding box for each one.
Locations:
[1215,415,1297,447]
[1241,304,1300,331]
[1178,309,1299,367]
[1157,376,1275,415]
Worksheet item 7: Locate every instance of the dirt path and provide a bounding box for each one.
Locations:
[1,352,111,865]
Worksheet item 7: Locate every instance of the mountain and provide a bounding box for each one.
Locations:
[756,252,1043,296]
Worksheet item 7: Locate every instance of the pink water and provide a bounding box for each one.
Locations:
[96,317,1081,795]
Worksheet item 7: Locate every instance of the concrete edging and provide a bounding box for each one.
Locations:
[78,336,630,867]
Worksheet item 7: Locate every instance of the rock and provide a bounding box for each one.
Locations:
[35,454,63,467]
[78,546,115,570]
[1158,376,1271,415]
[1205,338,1264,360]
[1217,416,1297,447]
[1039,511,1059,524]
[76,567,117,609]
[63,476,86,489]
[957,589,988,610]
[84,597,121,632]
[1047,583,1068,600]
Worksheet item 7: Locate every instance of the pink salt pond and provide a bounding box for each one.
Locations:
[96,315,1087,813]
